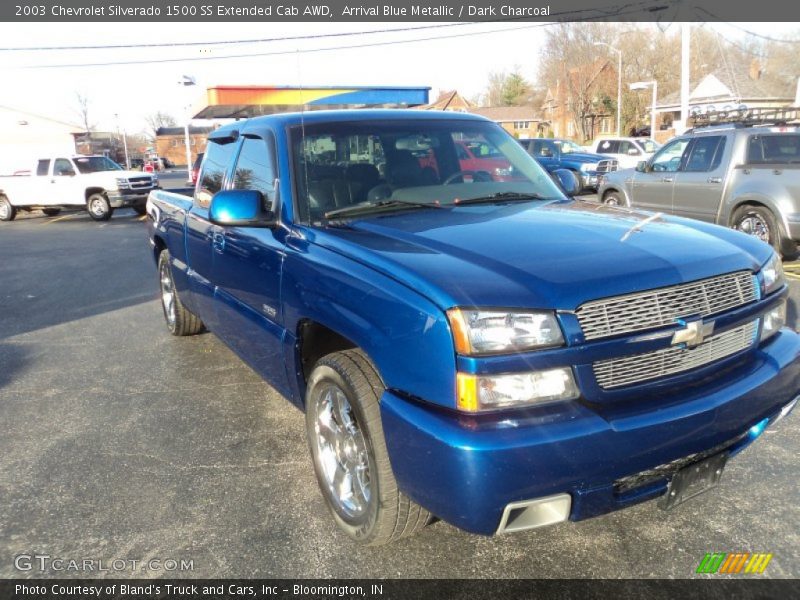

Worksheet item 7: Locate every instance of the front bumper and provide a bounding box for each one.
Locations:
[380,329,800,535]
[107,188,157,208]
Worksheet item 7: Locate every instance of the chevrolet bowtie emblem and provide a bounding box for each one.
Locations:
[672,319,715,348]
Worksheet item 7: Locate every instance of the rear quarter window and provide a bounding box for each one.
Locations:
[747,134,800,164]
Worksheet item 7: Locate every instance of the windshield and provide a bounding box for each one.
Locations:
[638,139,660,153]
[291,119,565,223]
[554,140,583,154]
[73,156,123,174]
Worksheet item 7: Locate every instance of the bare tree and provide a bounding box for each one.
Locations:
[145,111,178,141]
[539,23,619,141]
[74,92,93,140]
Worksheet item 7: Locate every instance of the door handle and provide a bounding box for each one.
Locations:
[661,177,673,183]
[211,232,225,253]
[707,177,722,184]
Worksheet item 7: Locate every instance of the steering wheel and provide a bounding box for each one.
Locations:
[443,170,479,185]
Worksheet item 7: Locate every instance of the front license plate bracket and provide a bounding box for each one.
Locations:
[658,452,728,510]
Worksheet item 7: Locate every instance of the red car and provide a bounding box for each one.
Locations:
[455,140,515,181]
[413,141,516,182]
[190,152,204,185]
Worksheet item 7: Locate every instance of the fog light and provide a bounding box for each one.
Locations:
[457,368,579,412]
[760,302,786,341]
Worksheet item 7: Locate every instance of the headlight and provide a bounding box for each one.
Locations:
[760,301,787,341]
[761,253,785,295]
[579,163,599,172]
[447,309,565,355]
[457,368,579,412]
[114,178,130,189]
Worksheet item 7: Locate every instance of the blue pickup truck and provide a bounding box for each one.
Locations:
[518,138,619,190]
[147,110,798,545]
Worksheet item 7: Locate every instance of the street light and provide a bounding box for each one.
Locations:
[178,75,196,178]
[594,42,622,137]
[630,80,658,142]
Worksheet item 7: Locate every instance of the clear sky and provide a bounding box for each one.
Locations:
[0,21,796,135]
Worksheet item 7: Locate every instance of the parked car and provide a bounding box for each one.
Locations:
[0,155,158,221]
[598,124,800,256]
[591,137,661,169]
[147,110,798,545]
[130,158,145,170]
[190,152,204,186]
[518,138,618,190]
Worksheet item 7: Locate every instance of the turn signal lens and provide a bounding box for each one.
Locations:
[457,368,579,412]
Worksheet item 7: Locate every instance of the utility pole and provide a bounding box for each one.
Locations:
[679,23,690,133]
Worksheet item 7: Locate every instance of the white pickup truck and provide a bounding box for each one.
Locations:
[0,155,159,221]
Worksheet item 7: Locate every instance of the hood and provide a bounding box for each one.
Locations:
[560,152,609,164]
[118,170,156,180]
[309,201,772,310]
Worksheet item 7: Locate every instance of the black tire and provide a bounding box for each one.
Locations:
[0,196,16,221]
[133,205,147,216]
[158,250,204,336]
[305,349,431,546]
[732,204,797,258]
[42,208,61,217]
[86,192,113,221]
[603,190,624,207]
[569,169,585,193]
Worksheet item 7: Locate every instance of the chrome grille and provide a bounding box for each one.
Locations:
[593,320,757,389]
[129,176,155,189]
[596,159,618,173]
[576,271,757,341]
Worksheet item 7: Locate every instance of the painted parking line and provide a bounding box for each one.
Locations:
[138,214,148,222]
[42,213,83,224]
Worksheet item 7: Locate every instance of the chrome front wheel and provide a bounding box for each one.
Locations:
[304,350,431,545]
[312,383,372,520]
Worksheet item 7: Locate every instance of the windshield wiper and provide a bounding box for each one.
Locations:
[324,200,442,220]
[450,191,554,206]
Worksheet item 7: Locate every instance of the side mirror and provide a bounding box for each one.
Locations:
[635,161,648,173]
[209,189,277,228]
[552,168,581,197]
[627,148,640,156]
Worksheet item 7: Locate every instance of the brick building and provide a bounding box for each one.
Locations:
[155,126,214,167]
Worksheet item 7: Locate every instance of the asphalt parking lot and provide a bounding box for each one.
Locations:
[0,204,799,579]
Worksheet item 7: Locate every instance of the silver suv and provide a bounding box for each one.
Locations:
[598,124,800,257]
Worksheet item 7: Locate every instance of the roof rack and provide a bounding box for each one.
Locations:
[689,106,800,129]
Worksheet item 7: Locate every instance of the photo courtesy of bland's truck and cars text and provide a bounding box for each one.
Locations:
[0,1,798,598]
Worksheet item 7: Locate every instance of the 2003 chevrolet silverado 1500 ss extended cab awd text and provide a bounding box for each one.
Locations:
[147,110,799,545]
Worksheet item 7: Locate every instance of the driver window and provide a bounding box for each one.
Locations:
[650,139,690,172]
[53,158,75,176]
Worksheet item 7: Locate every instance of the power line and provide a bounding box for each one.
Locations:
[12,3,665,69]
[694,9,800,45]
[0,0,667,53]
[0,22,475,52]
